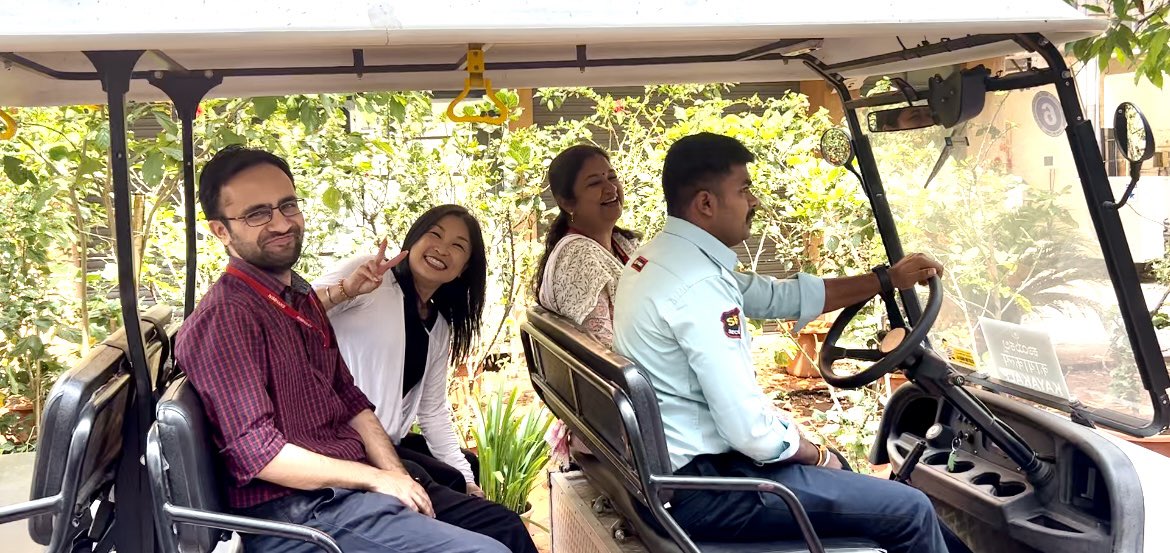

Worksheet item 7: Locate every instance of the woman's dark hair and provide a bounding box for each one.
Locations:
[534,145,637,296]
[393,204,487,366]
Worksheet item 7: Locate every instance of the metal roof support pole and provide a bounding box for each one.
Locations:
[799,56,925,326]
[83,49,155,553]
[147,73,223,317]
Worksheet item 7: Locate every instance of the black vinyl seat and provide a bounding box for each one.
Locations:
[0,305,175,552]
[520,306,884,553]
[148,375,343,553]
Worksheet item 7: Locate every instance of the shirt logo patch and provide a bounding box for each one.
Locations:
[631,256,648,272]
[721,307,742,339]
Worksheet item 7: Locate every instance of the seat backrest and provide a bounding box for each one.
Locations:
[521,306,673,505]
[29,345,124,544]
[29,304,175,545]
[154,376,229,551]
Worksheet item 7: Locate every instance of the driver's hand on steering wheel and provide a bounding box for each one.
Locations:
[889,253,944,289]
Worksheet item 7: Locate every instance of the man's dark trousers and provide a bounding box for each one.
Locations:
[237,460,535,552]
[668,452,971,553]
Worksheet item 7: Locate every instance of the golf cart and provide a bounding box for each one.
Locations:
[0,1,1165,552]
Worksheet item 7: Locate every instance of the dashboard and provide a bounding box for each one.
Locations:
[875,383,1144,553]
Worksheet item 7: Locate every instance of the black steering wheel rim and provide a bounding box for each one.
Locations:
[817,276,943,389]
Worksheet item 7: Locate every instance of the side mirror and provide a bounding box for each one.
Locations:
[1115,102,1154,165]
[867,106,936,133]
[820,128,863,186]
[1107,102,1156,209]
[820,128,855,166]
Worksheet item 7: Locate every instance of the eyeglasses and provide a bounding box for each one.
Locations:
[222,198,303,227]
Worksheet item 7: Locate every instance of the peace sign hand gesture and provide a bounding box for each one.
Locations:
[340,239,408,298]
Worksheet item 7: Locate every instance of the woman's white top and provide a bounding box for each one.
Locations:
[538,232,638,347]
[314,255,474,483]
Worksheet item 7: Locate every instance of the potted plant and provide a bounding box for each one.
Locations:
[470,387,554,525]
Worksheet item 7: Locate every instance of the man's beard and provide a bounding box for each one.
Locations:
[230,227,303,273]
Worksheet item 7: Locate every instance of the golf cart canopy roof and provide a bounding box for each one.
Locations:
[0,0,1107,106]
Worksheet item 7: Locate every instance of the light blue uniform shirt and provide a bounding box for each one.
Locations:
[613,217,826,471]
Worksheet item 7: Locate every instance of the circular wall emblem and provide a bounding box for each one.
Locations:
[1032,91,1065,137]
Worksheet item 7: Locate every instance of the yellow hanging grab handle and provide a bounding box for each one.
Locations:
[446,46,510,126]
[0,108,15,140]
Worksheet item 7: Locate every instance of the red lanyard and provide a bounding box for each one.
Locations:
[225,266,331,348]
[611,239,629,264]
[568,228,629,264]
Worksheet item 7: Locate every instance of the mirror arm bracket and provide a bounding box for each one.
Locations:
[890,77,920,104]
[1104,171,1140,210]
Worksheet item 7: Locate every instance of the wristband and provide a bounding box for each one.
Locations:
[818,446,831,467]
[325,285,338,304]
[872,264,894,295]
[339,280,355,300]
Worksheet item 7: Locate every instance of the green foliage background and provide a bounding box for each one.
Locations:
[0,85,871,452]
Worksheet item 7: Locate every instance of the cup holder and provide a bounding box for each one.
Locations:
[971,472,1027,497]
[922,452,974,473]
[971,472,1000,486]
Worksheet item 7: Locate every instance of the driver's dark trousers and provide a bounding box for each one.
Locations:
[668,451,971,553]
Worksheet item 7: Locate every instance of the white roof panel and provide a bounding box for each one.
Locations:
[0,1,1107,106]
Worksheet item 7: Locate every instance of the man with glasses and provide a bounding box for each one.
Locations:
[175,145,511,552]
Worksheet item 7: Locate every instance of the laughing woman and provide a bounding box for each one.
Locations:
[535,144,639,347]
[313,204,537,553]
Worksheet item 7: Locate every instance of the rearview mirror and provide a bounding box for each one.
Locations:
[1107,102,1156,210]
[820,128,854,166]
[867,106,936,133]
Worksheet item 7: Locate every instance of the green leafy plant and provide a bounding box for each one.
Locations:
[470,387,553,514]
[1063,0,1170,86]
[1,83,877,453]
[811,387,886,473]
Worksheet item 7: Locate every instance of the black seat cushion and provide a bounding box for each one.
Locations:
[156,376,229,551]
[577,454,884,553]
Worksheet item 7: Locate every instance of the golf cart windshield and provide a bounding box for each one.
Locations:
[865,79,1158,428]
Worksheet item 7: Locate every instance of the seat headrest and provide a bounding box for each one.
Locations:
[524,306,631,383]
[522,306,675,481]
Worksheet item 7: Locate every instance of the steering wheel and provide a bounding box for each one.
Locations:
[817,276,943,389]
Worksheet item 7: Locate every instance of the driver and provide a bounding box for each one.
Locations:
[612,132,967,553]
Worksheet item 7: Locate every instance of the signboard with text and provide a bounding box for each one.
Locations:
[979,318,1071,400]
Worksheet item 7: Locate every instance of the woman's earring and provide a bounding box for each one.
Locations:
[569,211,575,223]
